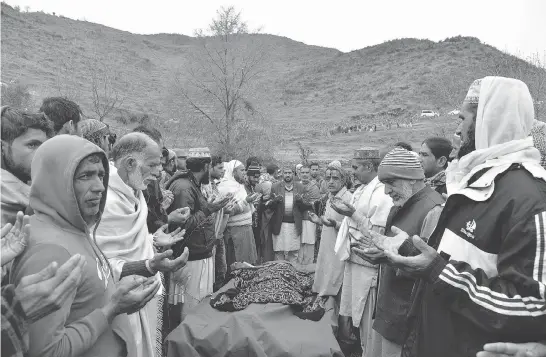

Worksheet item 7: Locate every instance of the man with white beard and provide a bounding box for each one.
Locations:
[364,77,546,357]
[352,147,444,357]
[95,133,190,357]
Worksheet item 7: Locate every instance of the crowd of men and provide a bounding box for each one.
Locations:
[1,75,546,357]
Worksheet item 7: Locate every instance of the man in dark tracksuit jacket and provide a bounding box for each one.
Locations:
[399,163,546,357]
[380,77,546,357]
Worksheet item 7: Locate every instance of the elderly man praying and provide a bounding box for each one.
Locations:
[218,160,259,269]
[95,133,190,357]
[352,147,444,357]
[363,77,546,357]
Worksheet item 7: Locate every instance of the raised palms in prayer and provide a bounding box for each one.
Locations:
[307,212,323,225]
[369,226,408,254]
[153,224,186,248]
[246,192,262,203]
[1,211,29,266]
[321,216,337,228]
[330,197,356,217]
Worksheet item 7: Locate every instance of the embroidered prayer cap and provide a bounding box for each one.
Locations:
[353,147,380,160]
[80,119,110,144]
[173,148,188,158]
[247,163,261,176]
[463,78,482,104]
[167,149,177,161]
[188,147,211,159]
[378,147,425,181]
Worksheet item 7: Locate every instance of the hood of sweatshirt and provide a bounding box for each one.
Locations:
[30,134,110,234]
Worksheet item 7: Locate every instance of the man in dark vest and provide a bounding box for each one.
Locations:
[269,165,305,263]
[352,147,444,356]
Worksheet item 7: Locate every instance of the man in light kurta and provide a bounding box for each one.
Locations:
[309,161,352,297]
[331,148,393,357]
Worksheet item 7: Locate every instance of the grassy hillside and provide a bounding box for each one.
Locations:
[1,3,544,160]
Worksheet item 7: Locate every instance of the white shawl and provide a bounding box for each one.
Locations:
[218,160,247,201]
[95,165,157,279]
[95,164,160,357]
[218,160,252,226]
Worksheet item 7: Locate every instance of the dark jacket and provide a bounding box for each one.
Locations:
[400,165,546,357]
[373,186,444,345]
[143,180,167,233]
[269,181,305,236]
[167,171,215,261]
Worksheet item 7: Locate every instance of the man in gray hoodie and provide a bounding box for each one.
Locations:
[10,135,160,357]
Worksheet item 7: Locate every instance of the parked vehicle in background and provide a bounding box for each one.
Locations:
[420,110,439,118]
[448,109,460,115]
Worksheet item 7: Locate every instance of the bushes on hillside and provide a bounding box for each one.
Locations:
[115,113,151,126]
[1,81,33,109]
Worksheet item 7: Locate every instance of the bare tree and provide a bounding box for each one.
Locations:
[296,141,314,165]
[54,56,82,103]
[1,81,34,109]
[89,57,124,121]
[432,72,469,110]
[175,6,271,160]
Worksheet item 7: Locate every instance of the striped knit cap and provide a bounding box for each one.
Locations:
[378,147,425,181]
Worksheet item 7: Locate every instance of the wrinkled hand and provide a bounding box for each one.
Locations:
[223,203,234,215]
[161,190,174,210]
[308,212,322,225]
[209,195,231,213]
[102,275,161,320]
[351,243,386,264]
[1,212,30,266]
[477,342,546,357]
[370,226,408,254]
[15,254,86,323]
[330,199,356,217]
[153,224,185,248]
[321,216,337,227]
[168,207,190,225]
[272,194,283,203]
[149,247,189,273]
[246,192,261,203]
[382,235,438,274]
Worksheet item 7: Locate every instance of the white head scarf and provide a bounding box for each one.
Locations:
[446,76,544,194]
[218,160,247,201]
[474,76,535,150]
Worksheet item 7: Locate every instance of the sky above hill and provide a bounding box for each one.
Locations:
[6,0,546,59]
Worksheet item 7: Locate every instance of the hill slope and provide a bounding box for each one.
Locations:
[1,3,544,159]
